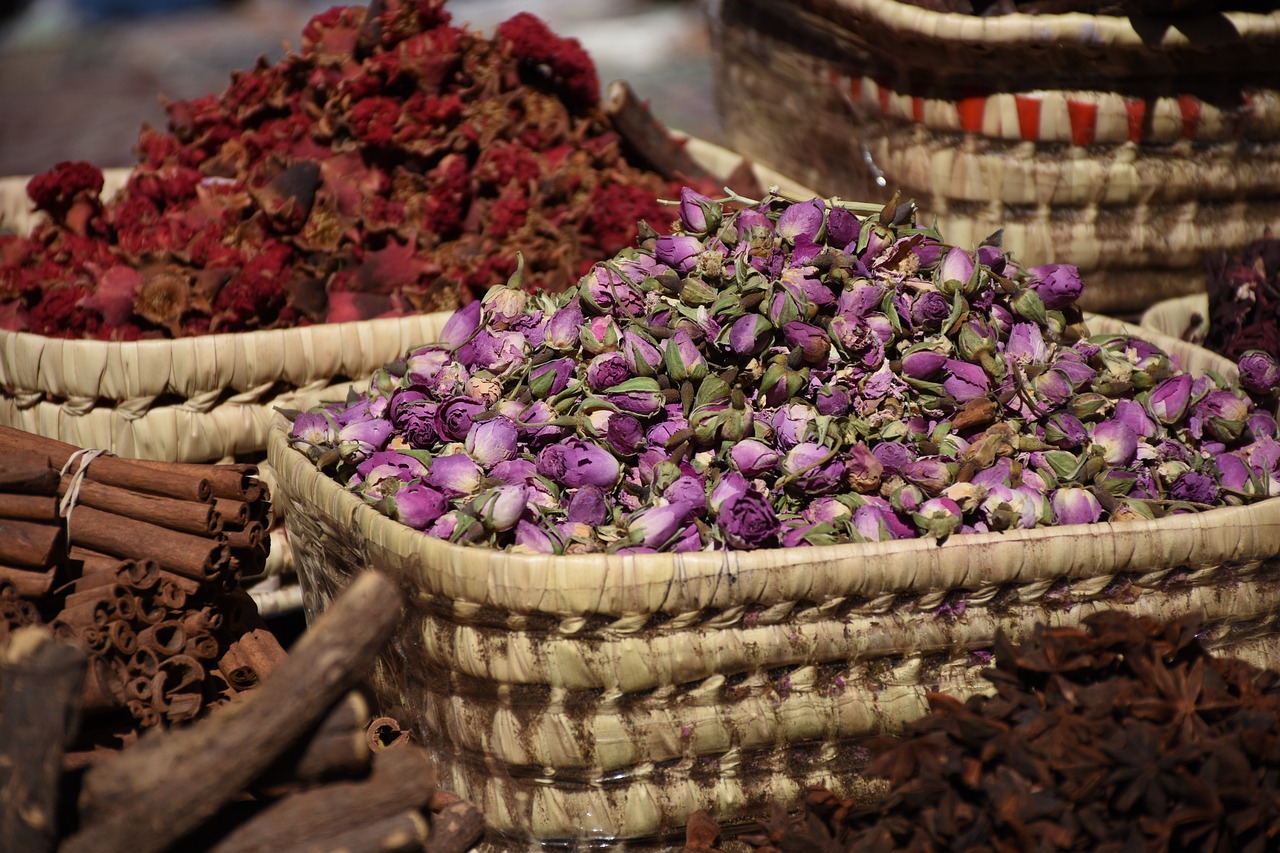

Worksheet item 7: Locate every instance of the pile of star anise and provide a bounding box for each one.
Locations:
[0,0,714,340]
[739,612,1280,852]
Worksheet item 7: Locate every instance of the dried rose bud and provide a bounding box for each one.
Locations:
[721,313,773,357]
[814,384,851,416]
[602,377,665,417]
[439,300,482,351]
[911,496,963,540]
[337,418,393,464]
[678,187,717,235]
[579,315,621,355]
[909,291,951,330]
[513,519,558,554]
[903,456,954,495]
[782,442,846,495]
[771,402,818,449]
[355,450,428,491]
[585,352,632,392]
[290,411,335,449]
[472,485,528,532]
[434,396,487,442]
[718,488,779,550]
[853,504,911,541]
[728,439,781,478]
[783,320,831,365]
[1026,263,1083,310]
[604,412,645,457]
[664,328,709,381]
[536,439,621,489]
[1238,350,1280,396]
[390,483,448,530]
[654,235,703,273]
[464,415,518,468]
[901,349,948,380]
[942,359,990,403]
[620,329,664,377]
[1170,470,1220,504]
[1112,399,1158,440]
[1050,487,1102,526]
[1089,420,1139,466]
[427,453,482,496]
[626,501,696,548]
[937,246,975,294]
[566,484,610,526]
[582,266,644,317]
[777,198,825,244]
[1043,413,1087,450]
[1195,390,1250,443]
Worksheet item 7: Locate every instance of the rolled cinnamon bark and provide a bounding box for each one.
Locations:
[0,494,59,522]
[60,478,222,537]
[0,520,63,570]
[213,498,250,527]
[0,456,59,495]
[0,565,57,598]
[67,506,227,581]
[218,628,287,691]
[129,459,259,501]
[136,622,187,658]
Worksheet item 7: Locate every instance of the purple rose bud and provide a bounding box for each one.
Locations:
[782,321,831,365]
[979,484,1037,531]
[604,412,646,457]
[826,206,861,248]
[782,442,846,495]
[909,291,951,329]
[386,391,437,449]
[1027,263,1084,310]
[1050,487,1102,526]
[728,439,781,477]
[871,441,916,476]
[1044,413,1088,449]
[719,489,779,550]
[735,207,774,239]
[1032,370,1074,406]
[529,357,577,399]
[603,378,666,417]
[464,415,518,468]
[337,417,393,463]
[627,501,696,549]
[513,519,558,554]
[567,485,610,526]
[846,442,884,493]
[804,496,851,526]
[709,471,750,514]
[853,505,908,541]
[771,403,817,449]
[1171,470,1220,504]
[815,384,851,417]
[355,450,428,489]
[1247,410,1278,442]
[438,300,482,350]
[620,330,663,377]
[903,457,953,495]
[1090,420,1139,466]
[1216,453,1255,492]
[1113,399,1158,439]
[1195,390,1250,443]
[537,439,621,489]
[777,198,825,243]
[434,396,486,442]
[427,453,482,496]
[937,246,975,290]
[900,349,948,380]
[1004,322,1047,365]
[391,483,448,530]
[679,187,714,234]
[722,314,773,357]
[586,352,632,392]
[912,497,963,540]
[943,359,990,403]
[579,315,621,356]
[469,329,528,376]
[582,266,645,317]
[474,485,528,532]
[489,458,537,486]
[1239,350,1280,396]
[664,328,709,382]
[655,235,704,273]
[290,411,334,447]
[665,475,708,515]
[543,301,585,351]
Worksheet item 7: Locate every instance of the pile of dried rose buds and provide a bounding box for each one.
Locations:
[288,189,1280,554]
[0,0,711,340]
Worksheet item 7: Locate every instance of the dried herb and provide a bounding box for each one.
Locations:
[1202,236,1280,364]
[894,0,1277,15]
[740,612,1280,852]
[0,1,715,340]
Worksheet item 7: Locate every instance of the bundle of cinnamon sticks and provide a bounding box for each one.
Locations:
[0,425,281,731]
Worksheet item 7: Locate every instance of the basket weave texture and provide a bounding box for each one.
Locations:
[271,313,1280,845]
[1140,293,1211,344]
[0,138,793,463]
[711,0,1280,315]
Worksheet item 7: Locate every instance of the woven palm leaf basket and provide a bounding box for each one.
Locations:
[269,313,1280,847]
[0,138,784,465]
[710,0,1280,316]
[1140,292,1211,343]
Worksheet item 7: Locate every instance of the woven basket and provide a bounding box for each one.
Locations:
[269,312,1280,846]
[1140,293,1211,344]
[0,137,803,464]
[711,0,1280,316]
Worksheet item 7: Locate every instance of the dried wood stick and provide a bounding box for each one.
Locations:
[274,809,429,853]
[603,79,718,183]
[254,692,371,794]
[209,747,437,853]
[425,800,486,853]
[0,627,86,853]
[70,571,403,853]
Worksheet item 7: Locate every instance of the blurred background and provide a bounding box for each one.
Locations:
[0,0,721,177]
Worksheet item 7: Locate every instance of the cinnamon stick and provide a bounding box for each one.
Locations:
[69,546,131,575]
[218,628,287,690]
[274,809,429,853]
[0,565,57,598]
[129,458,259,501]
[0,455,58,494]
[208,747,437,853]
[367,716,412,752]
[183,632,220,661]
[106,621,137,656]
[151,654,205,722]
[223,520,266,551]
[136,622,187,658]
[0,520,63,570]
[0,627,86,853]
[0,427,212,503]
[214,497,250,527]
[60,477,222,537]
[72,570,403,853]
[0,494,59,522]
[66,506,227,581]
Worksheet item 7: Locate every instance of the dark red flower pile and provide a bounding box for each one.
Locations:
[0,0,711,340]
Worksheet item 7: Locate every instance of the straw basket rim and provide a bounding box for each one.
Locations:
[810,0,1280,49]
[1139,293,1211,343]
[269,312,1280,618]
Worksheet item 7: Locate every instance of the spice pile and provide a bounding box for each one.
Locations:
[0,0,715,340]
[740,612,1280,851]
[1201,236,1280,364]
[287,189,1280,554]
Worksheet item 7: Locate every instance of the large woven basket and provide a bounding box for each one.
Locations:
[0,137,800,464]
[269,313,1280,846]
[711,0,1280,316]
[1140,292,1211,344]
